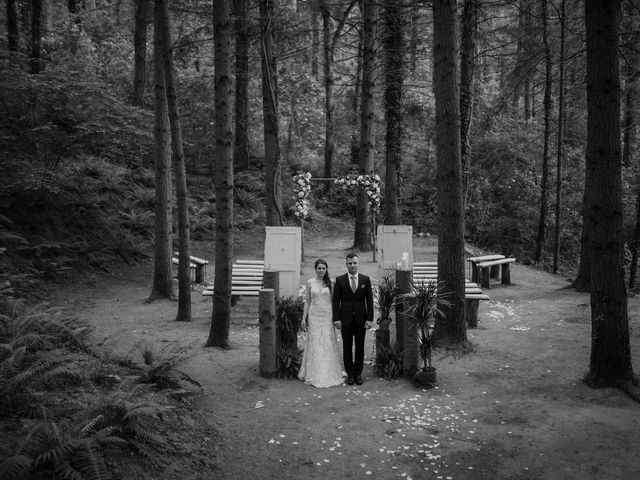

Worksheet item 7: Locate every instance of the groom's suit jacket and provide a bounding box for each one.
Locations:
[332,273,374,327]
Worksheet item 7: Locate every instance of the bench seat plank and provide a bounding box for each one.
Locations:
[476,258,516,268]
[204,259,264,303]
[467,254,505,263]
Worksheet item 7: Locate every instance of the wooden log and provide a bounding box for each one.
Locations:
[501,263,511,284]
[490,265,500,279]
[259,288,277,378]
[395,269,412,354]
[396,269,417,379]
[465,299,480,328]
[263,270,280,299]
[481,267,491,289]
[263,270,282,348]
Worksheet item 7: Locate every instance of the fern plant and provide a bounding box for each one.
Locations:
[0,346,83,417]
[89,376,171,454]
[276,346,304,379]
[126,342,201,398]
[0,416,123,480]
[0,304,87,416]
[0,303,92,352]
[277,296,304,349]
[375,343,403,380]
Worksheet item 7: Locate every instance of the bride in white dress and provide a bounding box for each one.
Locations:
[298,259,345,388]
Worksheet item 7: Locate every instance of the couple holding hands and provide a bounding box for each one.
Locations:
[298,253,374,388]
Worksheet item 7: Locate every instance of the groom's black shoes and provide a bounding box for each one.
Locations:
[346,375,355,385]
[355,375,363,385]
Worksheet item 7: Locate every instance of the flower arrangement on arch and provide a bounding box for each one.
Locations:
[333,174,382,213]
[292,171,312,219]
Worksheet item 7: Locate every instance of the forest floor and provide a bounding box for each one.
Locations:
[49,216,640,480]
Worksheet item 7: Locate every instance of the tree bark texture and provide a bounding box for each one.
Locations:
[629,188,640,289]
[383,0,405,225]
[207,0,234,349]
[311,0,320,78]
[259,0,283,227]
[319,1,335,182]
[234,0,250,170]
[31,0,42,74]
[133,0,148,107]
[459,0,478,206]
[432,0,467,345]
[7,0,19,51]
[622,0,639,167]
[553,0,566,275]
[408,4,420,74]
[584,0,635,388]
[353,0,377,250]
[158,0,191,321]
[350,4,363,166]
[534,0,553,264]
[147,0,175,302]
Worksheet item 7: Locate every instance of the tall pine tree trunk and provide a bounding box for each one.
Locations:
[573,0,593,292]
[147,0,174,302]
[311,0,319,79]
[133,0,148,107]
[353,0,377,250]
[383,0,405,225]
[432,0,467,346]
[319,1,335,183]
[459,0,478,206]
[534,0,552,264]
[629,190,640,289]
[350,4,363,166]
[622,0,640,287]
[31,0,42,74]
[7,0,19,51]
[408,4,420,74]
[206,0,234,349]
[553,0,566,275]
[259,0,283,227]
[622,0,639,167]
[584,0,635,390]
[158,0,191,321]
[234,0,250,170]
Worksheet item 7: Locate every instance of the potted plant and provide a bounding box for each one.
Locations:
[403,280,450,388]
[374,269,398,354]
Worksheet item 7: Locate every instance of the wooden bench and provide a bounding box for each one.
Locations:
[410,271,490,328]
[172,257,196,282]
[476,257,516,289]
[172,252,209,284]
[467,254,505,283]
[203,259,264,305]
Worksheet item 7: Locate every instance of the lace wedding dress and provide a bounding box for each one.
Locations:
[298,279,345,388]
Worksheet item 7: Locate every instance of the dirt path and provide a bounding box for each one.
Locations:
[55,222,640,480]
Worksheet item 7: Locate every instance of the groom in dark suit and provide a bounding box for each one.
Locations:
[332,252,374,385]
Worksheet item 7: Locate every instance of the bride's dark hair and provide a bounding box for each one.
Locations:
[315,258,332,294]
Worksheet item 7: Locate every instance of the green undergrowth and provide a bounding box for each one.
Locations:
[0,300,205,480]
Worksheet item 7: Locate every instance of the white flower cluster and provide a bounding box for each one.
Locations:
[334,174,382,213]
[292,171,312,219]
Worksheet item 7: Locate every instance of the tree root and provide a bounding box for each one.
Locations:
[619,378,640,404]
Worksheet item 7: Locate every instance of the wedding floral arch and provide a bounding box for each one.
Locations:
[292,171,382,220]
